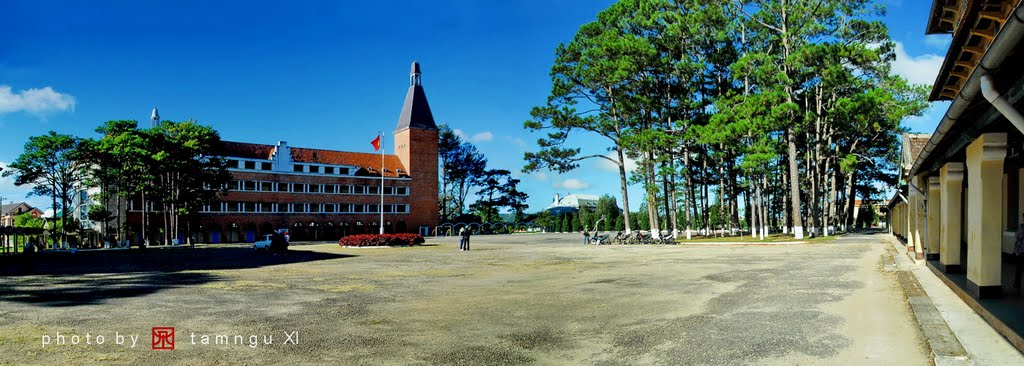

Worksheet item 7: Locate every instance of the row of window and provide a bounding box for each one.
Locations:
[198,202,410,214]
[229,180,408,195]
[226,159,355,176]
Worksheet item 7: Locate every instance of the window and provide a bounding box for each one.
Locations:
[309,166,319,173]
[243,181,256,191]
[338,185,351,194]
[277,183,289,192]
[262,162,272,170]
[309,184,321,193]
[293,203,307,213]
[353,205,365,213]
[368,186,379,195]
[293,164,304,172]
[259,202,273,213]
[384,205,393,213]
[310,204,321,213]
[395,205,408,213]
[244,161,256,170]
[395,187,408,195]
[324,185,336,194]
[228,159,239,168]
[260,182,274,192]
[339,204,351,213]
[230,180,242,191]
[324,204,336,213]
[352,186,365,194]
[367,204,379,213]
[243,202,256,212]
[294,184,307,193]
[383,186,394,195]
[324,167,335,174]
[227,202,239,212]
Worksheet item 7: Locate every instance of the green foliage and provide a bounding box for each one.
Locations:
[13,212,43,228]
[3,131,87,241]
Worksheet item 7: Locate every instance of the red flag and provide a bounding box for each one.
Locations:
[371,134,381,151]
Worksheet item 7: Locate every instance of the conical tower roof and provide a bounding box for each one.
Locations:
[396,61,437,131]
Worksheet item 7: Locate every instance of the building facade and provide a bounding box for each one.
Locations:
[125,62,440,243]
[892,0,1024,354]
[1,202,43,227]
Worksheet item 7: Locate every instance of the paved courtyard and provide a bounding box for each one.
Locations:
[0,232,928,365]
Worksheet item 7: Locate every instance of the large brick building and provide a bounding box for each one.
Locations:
[128,62,439,243]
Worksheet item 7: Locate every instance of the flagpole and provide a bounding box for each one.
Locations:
[379,131,385,235]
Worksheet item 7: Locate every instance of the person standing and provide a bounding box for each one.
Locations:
[458,226,467,251]
[462,227,472,251]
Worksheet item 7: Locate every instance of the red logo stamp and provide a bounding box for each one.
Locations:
[152,327,175,350]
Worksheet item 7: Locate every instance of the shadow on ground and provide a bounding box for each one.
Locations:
[0,271,220,307]
[0,248,355,306]
[0,247,355,276]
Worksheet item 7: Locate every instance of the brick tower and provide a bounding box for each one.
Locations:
[394,61,440,234]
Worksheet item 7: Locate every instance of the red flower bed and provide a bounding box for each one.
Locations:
[338,234,425,247]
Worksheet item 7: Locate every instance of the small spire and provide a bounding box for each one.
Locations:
[410,61,421,86]
[151,107,160,127]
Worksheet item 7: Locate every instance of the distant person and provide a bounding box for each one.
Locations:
[459,227,471,251]
[583,230,590,245]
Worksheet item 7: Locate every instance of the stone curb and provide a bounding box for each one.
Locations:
[884,237,973,366]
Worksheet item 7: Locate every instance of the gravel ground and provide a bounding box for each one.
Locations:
[0,231,928,365]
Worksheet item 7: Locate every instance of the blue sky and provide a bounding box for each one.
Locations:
[0,0,952,214]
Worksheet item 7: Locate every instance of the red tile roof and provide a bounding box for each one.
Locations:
[218,141,409,178]
[291,148,407,178]
[218,141,275,159]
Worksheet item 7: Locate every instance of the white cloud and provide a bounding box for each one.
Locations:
[0,85,76,115]
[470,131,493,143]
[891,42,944,85]
[532,172,549,181]
[595,153,638,173]
[923,35,951,50]
[453,128,468,140]
[554,178,590,190]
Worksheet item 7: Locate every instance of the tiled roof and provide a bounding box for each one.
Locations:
[219,141,276,159]
[1,202,36,215]
[908,136,930,163]
[218,141,409,178]
[291,148,408,178]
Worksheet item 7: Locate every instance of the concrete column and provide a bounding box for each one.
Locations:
[965,133,1007,299]
[915,174,928,260]
[927,176,941,260]
[939,162,964,273]
[907,189,917,252]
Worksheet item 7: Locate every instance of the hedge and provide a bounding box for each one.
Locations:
[338,234,425,247]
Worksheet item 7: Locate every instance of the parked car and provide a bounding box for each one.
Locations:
[269,232,289,253]
[275,228,290,242]
[253,234,273,251]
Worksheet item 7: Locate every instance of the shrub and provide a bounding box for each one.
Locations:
[338,233,425,247]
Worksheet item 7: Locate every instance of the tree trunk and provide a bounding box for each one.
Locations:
[684,148,692,239]
[645,151,661,239]
[616,147,633,234]
[786,128,804,238]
